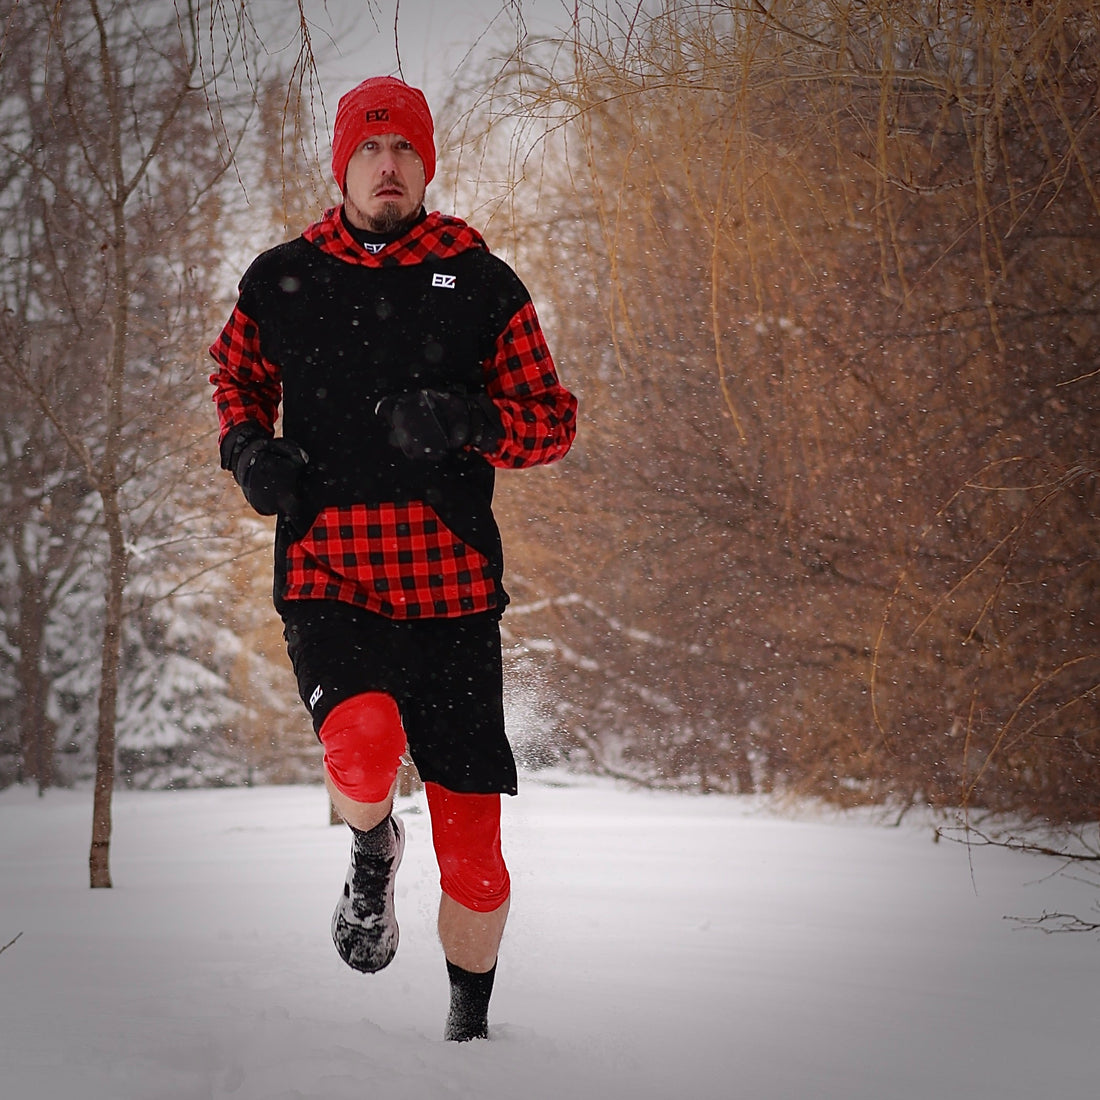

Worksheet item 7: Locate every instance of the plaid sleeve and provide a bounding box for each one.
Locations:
[481,300,577,469]
[208,302,281,441]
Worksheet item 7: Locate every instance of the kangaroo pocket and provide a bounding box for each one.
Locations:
[282,502,502,619]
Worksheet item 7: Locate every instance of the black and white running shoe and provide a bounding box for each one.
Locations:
[331,814,405,973]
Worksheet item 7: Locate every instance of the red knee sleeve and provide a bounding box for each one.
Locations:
[425,782,510,913]
[319,692,406,803]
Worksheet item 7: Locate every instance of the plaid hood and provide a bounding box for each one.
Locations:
[302,206,489,267]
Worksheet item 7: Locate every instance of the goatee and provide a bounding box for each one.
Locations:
[365,202,418,235]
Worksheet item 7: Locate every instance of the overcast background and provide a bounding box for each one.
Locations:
[273,0,571,116]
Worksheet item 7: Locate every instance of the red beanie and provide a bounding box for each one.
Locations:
[331,76,436,192]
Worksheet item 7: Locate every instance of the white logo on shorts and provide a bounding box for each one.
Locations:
[309,684,324,709]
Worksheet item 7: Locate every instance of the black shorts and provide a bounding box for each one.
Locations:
[281,600,517,795]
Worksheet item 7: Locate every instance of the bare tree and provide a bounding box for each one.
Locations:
[454,1,1099,818]
[0,0,287,884]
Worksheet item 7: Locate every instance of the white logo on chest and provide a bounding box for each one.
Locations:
[431,273,456,289]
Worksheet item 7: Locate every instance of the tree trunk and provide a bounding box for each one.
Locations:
[86,0,132,890]
[89,484,126,888]
[16,562,56,795]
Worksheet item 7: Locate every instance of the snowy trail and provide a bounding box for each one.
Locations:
[2,776,1098,1099]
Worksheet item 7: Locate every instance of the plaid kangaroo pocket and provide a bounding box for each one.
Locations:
[284,502,499,618]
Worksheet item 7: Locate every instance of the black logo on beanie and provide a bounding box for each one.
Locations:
[364,108,390,123]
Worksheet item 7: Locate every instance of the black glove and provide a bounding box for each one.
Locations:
[233,436,309,518]
[376,389,503,461]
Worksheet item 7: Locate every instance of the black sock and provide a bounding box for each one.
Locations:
[350,816,393,861]
[445,960,496,1042]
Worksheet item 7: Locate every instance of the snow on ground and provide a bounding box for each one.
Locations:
[2,773,1099,1100]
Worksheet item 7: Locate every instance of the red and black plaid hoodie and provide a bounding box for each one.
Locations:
[209,206,577,619]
